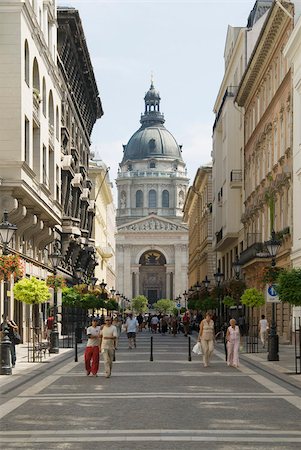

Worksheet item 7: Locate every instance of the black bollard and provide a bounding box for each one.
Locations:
[150,336,153,361]
[188,336,191,362]
[74,337,78,362]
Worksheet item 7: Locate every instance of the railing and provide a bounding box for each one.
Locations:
[295,317,301,374]
[118,170,187,178]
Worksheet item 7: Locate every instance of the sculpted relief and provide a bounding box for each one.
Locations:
[124,219,179,232]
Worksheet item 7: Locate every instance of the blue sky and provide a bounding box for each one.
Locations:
[58,0,256,194]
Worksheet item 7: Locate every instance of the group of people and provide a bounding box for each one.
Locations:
[85,316,118,378]
[197,313,270,368]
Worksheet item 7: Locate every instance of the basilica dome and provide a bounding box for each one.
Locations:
[122,82,183,162]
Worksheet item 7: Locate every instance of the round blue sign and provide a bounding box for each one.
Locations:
[177,303,181,308]
[268,285,278,296]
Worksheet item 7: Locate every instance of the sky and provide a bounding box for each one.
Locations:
[57,0,257,198]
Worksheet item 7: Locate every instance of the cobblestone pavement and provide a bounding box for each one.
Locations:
[0,331,300,449]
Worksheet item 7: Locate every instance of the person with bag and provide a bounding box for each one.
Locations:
[182,310,191,337]
[0,314,19,368]
[198,312,215,367]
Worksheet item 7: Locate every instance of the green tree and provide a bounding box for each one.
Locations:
[13,276,51,305]
[277,268,301,306]
[223,295,236,307]
[62,287,81,308]
[153,299,175,314]
[14,277,51,328]
[131,295,148,313]
[241,288,265,308]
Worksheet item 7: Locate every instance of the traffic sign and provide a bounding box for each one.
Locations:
[177,303,181,308]
[266,284,280,303]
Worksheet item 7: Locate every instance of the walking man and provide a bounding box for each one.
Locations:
[84,318,100,376]
[0,314,19,368]
[100,316,117,378]
[125,312,138,349]
[258,314,269,348]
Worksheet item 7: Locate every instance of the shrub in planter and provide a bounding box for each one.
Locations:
[241,288,265,308]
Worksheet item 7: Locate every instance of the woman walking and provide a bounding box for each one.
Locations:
[226,318,240,368]
[198,312,215,367]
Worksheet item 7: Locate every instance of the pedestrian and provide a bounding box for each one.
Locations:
[238,315,246,336]
[84,318,100,376]
[125,312,138,349]
[100,316,117,378]
[171,315,178,336]
[160,315,168,335]
[150,314,159,333]
[226,318,240,368]
[0,314,19,368]
[183,310,191,337]
[137,313,144,332]
[258,314,269,348]
[112,315,121,349]
[198,312,215,367]
[45,312,54,344]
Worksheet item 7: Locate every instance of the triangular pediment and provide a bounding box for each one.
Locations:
[117,214,188,233]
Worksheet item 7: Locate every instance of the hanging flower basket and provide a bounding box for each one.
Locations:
[0,255,23,281]
[46,275,66,289]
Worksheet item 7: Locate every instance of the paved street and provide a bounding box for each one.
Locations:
[0,331,300,450]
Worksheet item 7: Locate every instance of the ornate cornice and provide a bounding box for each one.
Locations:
[236,2,293,107]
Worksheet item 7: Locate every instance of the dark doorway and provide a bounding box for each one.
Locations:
[147,289,158,305]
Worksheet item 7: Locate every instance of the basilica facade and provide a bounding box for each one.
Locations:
[115,82,189,305]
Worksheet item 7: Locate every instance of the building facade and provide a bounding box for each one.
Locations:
[89,160,116,290]
[236,0,293,340]
[183,165,215,289]
[115,82,189,305]
[0,2,102,339]
[283,9,301,325]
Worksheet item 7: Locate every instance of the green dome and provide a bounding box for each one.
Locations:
[122,82,183,162]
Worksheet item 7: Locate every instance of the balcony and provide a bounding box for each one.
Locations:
[230,170,243,189]
[239,233,269,265]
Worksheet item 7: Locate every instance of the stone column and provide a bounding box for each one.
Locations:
[123,245,132,299]
[174,244,182,299]
[166,272,170,299]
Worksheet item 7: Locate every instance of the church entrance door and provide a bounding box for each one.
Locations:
[139,250,166,305]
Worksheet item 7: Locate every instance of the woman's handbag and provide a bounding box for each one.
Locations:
[13,331,21,345]
[192,342,202,355]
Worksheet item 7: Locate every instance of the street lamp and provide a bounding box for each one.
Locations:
[232,257,242,280]
[0,210,17,375]
[202,276,210,291]
[214,267,224,329]
[48,241,63,354]
[265,230,282,361]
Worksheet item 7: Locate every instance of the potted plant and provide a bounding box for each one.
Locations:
[13,276,51,328]
[131,295,148,314]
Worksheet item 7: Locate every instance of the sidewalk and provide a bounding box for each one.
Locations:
[240,343,301,387]
[0,343,74,389]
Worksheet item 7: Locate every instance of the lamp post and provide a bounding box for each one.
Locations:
[214,268,224,330]
[48,241,63,354]
[265,230,282,361]
[0,210,17,375]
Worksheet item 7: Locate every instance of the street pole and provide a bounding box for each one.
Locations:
[265,231,281,362]
[0,211,17,375]
[49,266,59,354]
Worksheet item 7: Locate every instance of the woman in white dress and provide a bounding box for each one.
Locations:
[226,318,240,368]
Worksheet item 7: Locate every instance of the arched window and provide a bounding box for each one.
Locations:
[42,78,46,117]
[56,106,59,140]
[150,161,156,168]
[148,189,157,208]
[48,90,54,129]
[24,40,30,85]
[136,190,143,207]
[162,190,169,207]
